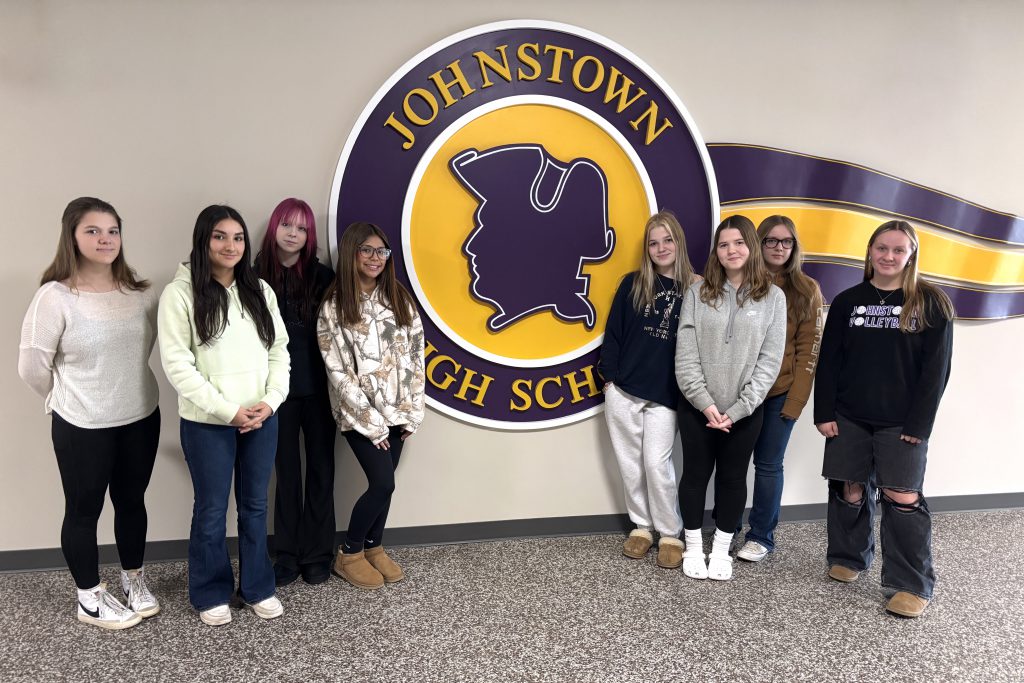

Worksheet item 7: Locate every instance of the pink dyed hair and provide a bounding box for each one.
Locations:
[258,198,318,279]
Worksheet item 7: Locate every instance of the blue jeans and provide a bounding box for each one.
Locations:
[744,392,797,551]
[181,417,278,611]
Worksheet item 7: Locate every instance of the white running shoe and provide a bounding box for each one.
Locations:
[77,583,142,630]
[736,541,770,563]
[121,568,160,618]
[200,604,232,626]
[247,595,283,620]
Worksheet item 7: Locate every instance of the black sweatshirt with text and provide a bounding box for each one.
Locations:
[813,281,952,440]
[599,273,683,409]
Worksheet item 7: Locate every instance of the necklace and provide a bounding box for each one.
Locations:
[871,284,899,305]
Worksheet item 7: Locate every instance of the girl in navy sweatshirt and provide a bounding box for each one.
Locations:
[815,220,953,618]
[600,211,699,570]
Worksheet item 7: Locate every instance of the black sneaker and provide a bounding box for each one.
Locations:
[300,563,331,585]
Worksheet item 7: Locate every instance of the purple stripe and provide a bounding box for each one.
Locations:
[708,144,1024,246]
[805,261,1024,320]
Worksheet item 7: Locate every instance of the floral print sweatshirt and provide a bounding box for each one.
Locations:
[317,288,426,444]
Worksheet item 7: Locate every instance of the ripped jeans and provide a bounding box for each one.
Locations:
[822,413,934,599]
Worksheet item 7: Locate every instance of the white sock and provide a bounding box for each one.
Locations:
[683,529,704,555]
[77,584,102,607]
[711,529,734,557]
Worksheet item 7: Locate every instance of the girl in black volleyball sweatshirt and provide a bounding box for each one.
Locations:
[814,220,954,620]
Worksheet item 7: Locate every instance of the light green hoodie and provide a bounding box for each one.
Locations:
[158,263,290,425]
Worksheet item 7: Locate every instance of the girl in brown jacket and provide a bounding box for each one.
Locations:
[734,215,824,562]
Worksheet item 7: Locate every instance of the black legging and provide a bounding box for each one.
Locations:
[678,402,764,533]
[51,408,160,589]
[273,392,337,570]
[341,426,406,553]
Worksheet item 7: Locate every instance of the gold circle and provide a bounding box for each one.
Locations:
[410,104,650,360]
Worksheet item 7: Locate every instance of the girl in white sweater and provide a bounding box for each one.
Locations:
[19,197,161,630]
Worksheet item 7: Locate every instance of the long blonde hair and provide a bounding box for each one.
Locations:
[863,220,953,332]
[757,215,821,321]
[700,215,772,307]
[629,211,695,310]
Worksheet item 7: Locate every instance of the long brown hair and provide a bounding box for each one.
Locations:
[699,215,772,307]
[41,197,149,291]
[756,215,821,321]
[325,222,415,328]
[629,211,695,310]
[863,220,953,332]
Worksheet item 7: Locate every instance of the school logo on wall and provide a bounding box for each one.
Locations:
[330,20,718,429]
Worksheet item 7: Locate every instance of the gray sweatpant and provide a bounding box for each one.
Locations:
[604,384,682,537]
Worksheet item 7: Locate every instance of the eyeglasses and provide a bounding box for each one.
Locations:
[762,237,795,249]
[357,246,392,259]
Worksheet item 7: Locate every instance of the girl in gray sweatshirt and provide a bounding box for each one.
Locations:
[674,216,786,581]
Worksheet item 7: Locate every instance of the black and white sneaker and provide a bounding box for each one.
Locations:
[77,584,142,630]
[121,568,160,618]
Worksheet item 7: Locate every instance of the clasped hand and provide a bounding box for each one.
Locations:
[231,402,273,433]
[702,405,732,432]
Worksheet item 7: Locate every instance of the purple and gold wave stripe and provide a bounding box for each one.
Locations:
[709,144,1024,320]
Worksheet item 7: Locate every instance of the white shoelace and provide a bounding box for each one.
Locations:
[127,573,155,607]
[97,587,135,620]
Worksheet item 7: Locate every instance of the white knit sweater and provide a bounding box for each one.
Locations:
[18,282,160,429]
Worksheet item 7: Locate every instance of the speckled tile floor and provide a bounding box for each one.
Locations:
[1,509,1022,683]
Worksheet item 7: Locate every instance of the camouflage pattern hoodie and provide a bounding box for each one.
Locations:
[317,287,425,444]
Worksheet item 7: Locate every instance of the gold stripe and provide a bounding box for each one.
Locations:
[721,205,1024,287]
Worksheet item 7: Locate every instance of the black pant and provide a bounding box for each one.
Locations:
[678,402,763,533]
[51,409,160,589]
[341,426,405,553]
[272,393,337,570]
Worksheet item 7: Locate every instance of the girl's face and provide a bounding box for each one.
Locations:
[356,234,388,285]
[869,229,914,281]
[208,219,245,274]
[761,224,794,272]
[647,224,676,274]
[716,227,749,275]
[275,213,308,261]
[74,211,121,267]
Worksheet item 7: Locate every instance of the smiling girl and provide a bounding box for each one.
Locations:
[674,215,786,581]
[815,220,953,618]
[600,211,699,569]
[734,216,824,563]
[318,222,425,590]
[19,197,160,629]
[158,205,290,626]
[254,199,336,587]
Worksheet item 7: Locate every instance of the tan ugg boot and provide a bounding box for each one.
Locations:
[622,529,654,559]
[656,537,683,569]
[886,591,929,618]
[364,546,405,583]
[333,551,384,590]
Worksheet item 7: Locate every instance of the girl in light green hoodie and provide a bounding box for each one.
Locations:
[158,205,289,626]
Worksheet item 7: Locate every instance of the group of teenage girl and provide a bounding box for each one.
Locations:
[19,197,424,630]
[601,210,952,618]
[19,196,953,631]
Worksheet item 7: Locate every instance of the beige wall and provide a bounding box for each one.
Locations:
[3,1,1021,552]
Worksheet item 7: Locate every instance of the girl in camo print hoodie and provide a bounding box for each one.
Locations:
[317,221,425,590]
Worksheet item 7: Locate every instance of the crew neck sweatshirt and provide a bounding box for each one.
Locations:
[813,280,953,440]
[599,272,684,408]
[18,281,159,429]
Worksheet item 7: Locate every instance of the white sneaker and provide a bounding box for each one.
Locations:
[121,568,160,618]
[77,583,142,630]
[200,604,232,626]
[707,551,734,581]
[736,541,770,563]
[247,595,283,620]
